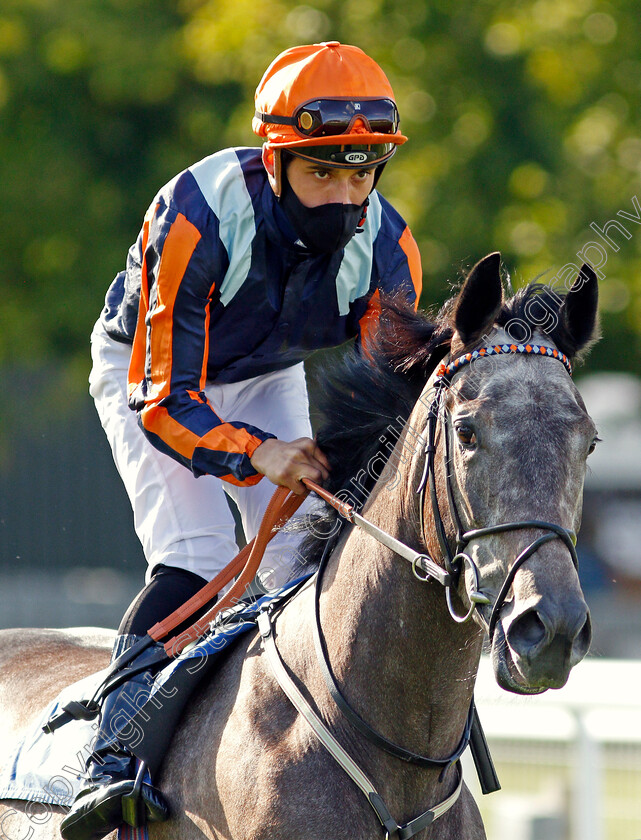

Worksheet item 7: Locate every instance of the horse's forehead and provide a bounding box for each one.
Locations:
[478,356,577,405]
[468,356,583,418]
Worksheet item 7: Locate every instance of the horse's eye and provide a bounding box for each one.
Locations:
[588,436,601,455]
[456,424,477,446]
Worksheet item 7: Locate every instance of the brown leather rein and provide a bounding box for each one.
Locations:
[149,475,453,658]
[149,485,308,656]
[141,477,359,657]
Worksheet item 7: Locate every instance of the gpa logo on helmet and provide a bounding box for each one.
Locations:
[344,152,369,164]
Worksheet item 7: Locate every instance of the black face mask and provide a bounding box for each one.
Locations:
[280,180,366,254]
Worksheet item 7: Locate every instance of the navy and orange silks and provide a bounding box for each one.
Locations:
[100,147,422,486]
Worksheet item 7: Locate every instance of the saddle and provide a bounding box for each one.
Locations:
[0,573,313,809]
[93,573,314,778]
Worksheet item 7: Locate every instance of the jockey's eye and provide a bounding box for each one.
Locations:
[588,436,601,455]
[455,423,477,447]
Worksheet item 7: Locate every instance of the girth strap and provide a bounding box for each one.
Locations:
[257,610,463,840]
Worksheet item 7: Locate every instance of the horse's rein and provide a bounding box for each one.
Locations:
[150,486,309,656]
[303,478,453,585]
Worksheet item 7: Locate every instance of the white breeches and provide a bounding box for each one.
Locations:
[89,321,315,590]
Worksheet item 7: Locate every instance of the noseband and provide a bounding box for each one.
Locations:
[417,341,579,634]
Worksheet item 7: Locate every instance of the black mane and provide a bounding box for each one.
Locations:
[312,301,450,503]
[293,282,588,571]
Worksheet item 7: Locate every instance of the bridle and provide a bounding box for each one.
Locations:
[416,341,579,634]
[309,340,580,636]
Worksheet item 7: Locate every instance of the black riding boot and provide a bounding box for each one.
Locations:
[60,566,210,840]
[60,635,170,840]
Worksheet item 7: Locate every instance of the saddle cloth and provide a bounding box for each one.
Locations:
[0,572,313,811]
[0,668,109,806]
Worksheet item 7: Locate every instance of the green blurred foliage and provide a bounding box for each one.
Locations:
[1,0,640,383]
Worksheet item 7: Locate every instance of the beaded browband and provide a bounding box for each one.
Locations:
[435,342,572,384]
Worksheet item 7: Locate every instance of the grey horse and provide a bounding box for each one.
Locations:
[0,252,599,839]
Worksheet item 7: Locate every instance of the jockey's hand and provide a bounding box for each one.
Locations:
[250,437,331,495]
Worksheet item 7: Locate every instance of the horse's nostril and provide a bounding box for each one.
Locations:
[507,609,547,653]
[571,611,592,665]
[506,603,591,669]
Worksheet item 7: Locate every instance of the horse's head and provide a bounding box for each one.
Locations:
[419,253,599,695]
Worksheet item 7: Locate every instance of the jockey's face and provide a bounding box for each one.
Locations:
[285,155,376,208]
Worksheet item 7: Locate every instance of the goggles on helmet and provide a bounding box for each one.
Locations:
[255,97,400,140]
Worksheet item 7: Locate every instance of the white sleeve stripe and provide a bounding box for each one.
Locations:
[189,149,255,306]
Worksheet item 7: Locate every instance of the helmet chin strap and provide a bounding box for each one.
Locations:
[273,147,284,198]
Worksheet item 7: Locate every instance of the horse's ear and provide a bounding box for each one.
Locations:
[453,252,504,345]
[557,263,600,356]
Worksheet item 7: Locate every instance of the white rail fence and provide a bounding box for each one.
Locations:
[463,657,641,840]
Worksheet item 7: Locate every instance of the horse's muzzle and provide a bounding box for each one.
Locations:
[491,597,592,694]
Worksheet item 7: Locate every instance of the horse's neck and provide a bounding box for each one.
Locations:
[318,481,482,760]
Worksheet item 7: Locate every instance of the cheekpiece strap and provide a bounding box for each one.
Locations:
[435,343,572,383]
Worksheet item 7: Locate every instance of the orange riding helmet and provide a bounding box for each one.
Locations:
[253,42,407,193]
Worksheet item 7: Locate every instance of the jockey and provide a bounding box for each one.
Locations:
[61,41,422,840]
